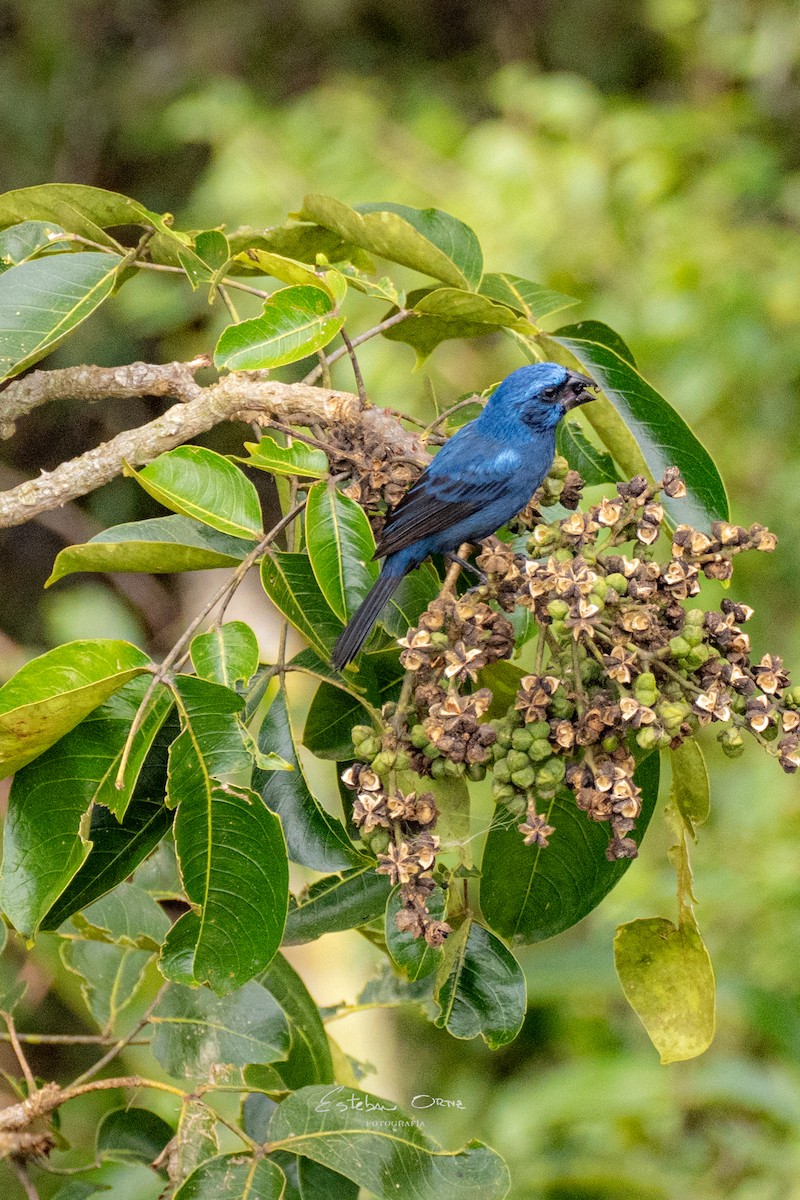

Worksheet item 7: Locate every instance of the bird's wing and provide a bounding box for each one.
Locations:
[374,434,521,559]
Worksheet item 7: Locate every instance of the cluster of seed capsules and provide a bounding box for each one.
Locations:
[342,460,798,939]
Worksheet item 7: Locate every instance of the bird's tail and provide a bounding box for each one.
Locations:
[331,564,406,669]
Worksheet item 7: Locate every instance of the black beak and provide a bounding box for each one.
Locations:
[562,371,596,411]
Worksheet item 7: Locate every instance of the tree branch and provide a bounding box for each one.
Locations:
[0,362,428,529]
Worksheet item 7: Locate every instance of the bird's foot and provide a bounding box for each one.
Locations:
[445,552,487,583]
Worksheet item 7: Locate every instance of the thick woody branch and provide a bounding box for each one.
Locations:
[0,362,428,529]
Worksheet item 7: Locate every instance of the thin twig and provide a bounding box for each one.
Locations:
[0,1033,149,1046]
[1,1011,36,1094]
[70,982,169,1089]
[263,420,360,463]
[423,394,483,438]
[11,1163,40,1200]
[302,310,410,384]
[218,285,241,324]
[340,327,367,406]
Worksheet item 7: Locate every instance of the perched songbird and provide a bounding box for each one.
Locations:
[331,362,596,668]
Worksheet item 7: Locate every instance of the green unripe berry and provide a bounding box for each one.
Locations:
[685,608,705,626]
[588,592,606,613]
[492,759,512,784]
[634,672,656,698]
[505,793,528,818]
[496,726,513,748]
[443,759,466,777]
[636,726,660,750]
[371,750,396,773]
[491,742,507,761]
[430,758,447,779]
[367,828,390,854]
[591,576,609,600]
[529,738,553,762]
[601,735,619,753]
[511,728,533,751]
[394,751,411,772]
[430,632,450,647]
[669,636,691,659]
[786,686,800,709]
[685,644,711,670]
[657,701,691,731]
[547,599,570,620]
[530,721,552,740]
[683,625,704,648]
[550,693,575,719]
[359,736,381,759]
[410,724,429,749]
[550,454,569,480]
[536,757,566,787]
[550,619,568,642]
[511,765,537,789]
[351,725,372,746]
[423,742,441,759]
[606,573,628,595]
[492,781,516,803]
[507,750,530,773]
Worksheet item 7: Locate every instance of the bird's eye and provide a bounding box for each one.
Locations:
[542,386,558,400]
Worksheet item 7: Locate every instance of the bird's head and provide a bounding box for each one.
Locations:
[486,363,597,433]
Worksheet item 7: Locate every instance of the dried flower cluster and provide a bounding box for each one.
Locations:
[343,460,795,939]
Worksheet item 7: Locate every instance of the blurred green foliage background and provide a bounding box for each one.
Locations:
[1,1,799,1196]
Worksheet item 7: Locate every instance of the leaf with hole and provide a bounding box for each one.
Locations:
[237,435,329,480]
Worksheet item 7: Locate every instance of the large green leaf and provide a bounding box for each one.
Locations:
[260,551,344,659]
[478,272,577,321]
[126,447,263,541]
[0,638,150,780]
[214,284,343,371]
[299,196,483,289]
[434,919,526,1049]
[150,981,290,1078]
[236,435,330,480]
[260,952,335,1087]
[556,418,621,486]
[670,737,710,839]
[614,917,716,1063]
[227,221,373,268]
[0,251,122,382]
[0,182,198,267]
[46,515,256,585]
[283,867,391,945]
[96,1106,173,1168]
[386,885,446,982]
[0,679,171,936]
[175,1154,286,1200]
[267,1085,510,1200]
[168,676,289,992]
[384,286,531,361]
[190,621,260,689]
[41,795,174,931]
[305,481,378,623]
[480,752,660,943]
[550,321,729,526]
[254,688,362,872]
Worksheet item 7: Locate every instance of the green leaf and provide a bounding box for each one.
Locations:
[670,738,710,839]
[190,621,260,689]
[126,447,263,541]
[476,660,527,721]
[235,247,345,299]
[283,867,391,945]
[0,252,123,382]
[386,885,446,981]
[614,917,716,1063]
[380,564,442,639]
[133,836,183,900]
[551,320,729,526]
[288,646,374,697]
[46,515,255,585]
[70,881,170,951]
[480,752,660,943]
[303,652,405,761]
[175,1154,286,1200]
[214,284,343,371]
[228,221,373,268]
[0,680,171,936]
[260,952,335,1087]
[254,689,362,872]
[383,286,530,361]
[434,919,526,1048]
[556,418,621,486]
[96,1106,173,1167]
[61,936,152,1032]
[478,272,577,321]
[305,481,379,623]
[0,220,67,270]
[180,229,230,291]
[169,676,289,992]
[150,981,290,1078]
[0,638,149,779]
[175,1100,219,1185]
[260,551,343,659]
[299,196,483,290]
[339,266,403,306]
[237,435,329,480]
[41,795,174,931]
[267,1085,510,1200]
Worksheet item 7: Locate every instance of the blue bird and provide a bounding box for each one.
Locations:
[331,362,596,669]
